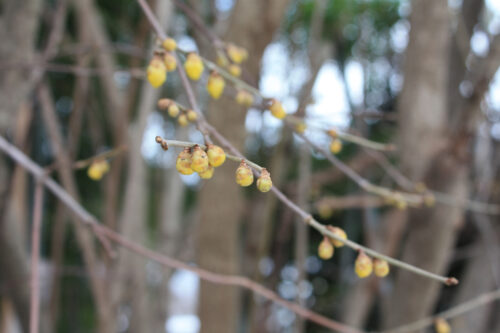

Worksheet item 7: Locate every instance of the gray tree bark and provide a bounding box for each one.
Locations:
[197,1,291,332]
[0,0,41,331]
[384,0,456,329]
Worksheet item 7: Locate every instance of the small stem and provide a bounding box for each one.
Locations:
[286,116,396,152]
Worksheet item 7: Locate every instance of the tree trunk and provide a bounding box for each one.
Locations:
[384,0,456,329]
[197,1,290,332]
[0,0,41,331]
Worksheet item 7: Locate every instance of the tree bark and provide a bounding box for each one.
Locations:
[197,1,290,332]
[384,0,456,329]
[0,0,41,331]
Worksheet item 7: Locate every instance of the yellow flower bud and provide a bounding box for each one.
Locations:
[216,53,229,67]
[395,198,407,210]
[226,43,244,64]
[190,145,209,173]
[235,160,254,187]
[176,148,194,175]
[269,99,286,119]
[184,53,204,81]
[329,139,342,154]
[414,182,427,193]
[327,129,338,138]
[434,318,451,333]
[178,114,189,127]
[162,38,177,51]
[228,64,241,77]
[355,252,373,278]
[147,56,167,88]
[317,203,333,219]
[424,193,436,207]
[206,72,225,99]
[318,237,334,260]
[168,104,180,118]
[326,226,347,247]
[239,47,248,62]
[164,52,177,72]
[235,89,254,107]
[256,169,272,193]
[186,109,198,122]
[390,193,407,210]
[198,165,214,179]
[87,160,110,181]
[295,122,307,134]
[157,98,172,110]
[373,259,390,277]
[206,144,226,167]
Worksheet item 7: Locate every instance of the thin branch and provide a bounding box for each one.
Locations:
[44,145,128,175]
[29,182,44,333]
[292,126,423,205]
[0,134,362,333]
[381,289,500,333]
[367,146,500,215]
[286,116,396,152]
[315,195,385,210]
[0,61,145,78]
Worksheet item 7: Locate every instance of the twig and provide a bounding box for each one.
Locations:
[155,138,263,171]
[29,182,44,333]
[286,116,396,152]
[171,0,223,48]
[0,61,146,78]
[381,289,500,333]
[293,127,423,205]
[367,146,500,215]
[137,0,458,286]
[315,195,385,210]
[43,145,128,175]
[0,134,362,333]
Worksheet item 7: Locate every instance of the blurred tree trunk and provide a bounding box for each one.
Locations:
[383,0,454,329]
[0,0,41,331]
[111,2,173,332]
[197,1,290,332]
[384,0,496,330]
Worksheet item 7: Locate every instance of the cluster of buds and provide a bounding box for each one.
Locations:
[317,226,347,260]
[216,43,248,78]
[316,226,390,279]
[87,160,110,181]
[146,39,180,88]
[327,129,342,154]
[157,98,198,127]
[235,161,273,192]
[175,144,226,179]
[354,251,390,279]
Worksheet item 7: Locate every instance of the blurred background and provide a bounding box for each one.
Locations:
[1,0,500,332]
